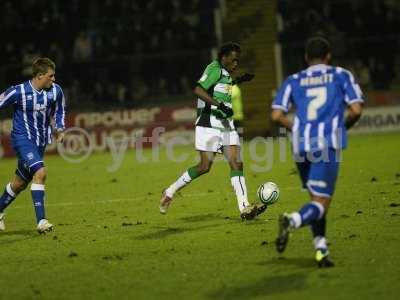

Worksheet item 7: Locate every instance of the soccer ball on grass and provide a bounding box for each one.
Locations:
[257,182,279,205]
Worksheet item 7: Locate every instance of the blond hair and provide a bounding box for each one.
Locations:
[32,57,56,77]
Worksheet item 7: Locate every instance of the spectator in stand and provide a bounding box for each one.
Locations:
[370,59,393,90]
[73,31,93,62]
[277,0,400,91]
[21,44,40,77]
[0,0,219,109]
[353,60,371,91]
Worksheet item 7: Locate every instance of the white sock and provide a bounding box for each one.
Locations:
[313,236,328,250]
[6,183,17,198]
[289,212,302,228]
[165,171,192,198]
[231,176,250,213]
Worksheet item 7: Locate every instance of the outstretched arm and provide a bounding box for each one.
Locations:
[233,73,255,85]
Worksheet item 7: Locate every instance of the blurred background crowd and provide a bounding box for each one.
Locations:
[278,0,400,91]
[0,0,218,110]
[1,0,400,112]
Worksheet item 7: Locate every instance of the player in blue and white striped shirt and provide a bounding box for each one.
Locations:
[0,57,66,234]
[271,37,363,267]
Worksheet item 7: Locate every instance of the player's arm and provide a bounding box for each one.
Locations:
[345,102,362,129]
[193,85,220,107]
[271,109,293,131]
[194,85,233,118]
[195,66,233,117]
[0,87,18,109]
[232,73,255,85]
[340,69,364,130]
[271,78,293,130]
[54,86,66,143]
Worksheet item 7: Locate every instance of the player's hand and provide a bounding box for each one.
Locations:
[217,102,234,118]
[234,73,255,84]
[55,131,65,143]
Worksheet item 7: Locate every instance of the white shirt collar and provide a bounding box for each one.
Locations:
[29,80,43,94]
[306,64,331,75]
[307,64,330,71]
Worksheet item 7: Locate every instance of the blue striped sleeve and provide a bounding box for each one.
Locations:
[54,85,66,130]
[272,78,293,112]
[338,68,364,105]
[0,86,18,109]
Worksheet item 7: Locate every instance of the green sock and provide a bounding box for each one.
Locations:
[188,167,200,180]
[230,170,244,178]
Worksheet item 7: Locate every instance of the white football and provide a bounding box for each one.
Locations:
[257,182,280,205]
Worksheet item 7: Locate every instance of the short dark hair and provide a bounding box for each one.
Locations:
[32,57,56,77]
[218,42,241,60]
[305,36,331,60]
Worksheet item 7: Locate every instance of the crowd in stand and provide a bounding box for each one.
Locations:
[0,0,218,109]
[278,0,400,90]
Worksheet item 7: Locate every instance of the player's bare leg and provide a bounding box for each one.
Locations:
[160,151,215,214]
[32,167,53,234]
[0,175,28,231]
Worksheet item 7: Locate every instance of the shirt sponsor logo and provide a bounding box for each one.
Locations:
[214,83,232,95]
[34,103,47,111]
[27,95,33,100]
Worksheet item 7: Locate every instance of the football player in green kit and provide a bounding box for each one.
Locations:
[160,42,264,220]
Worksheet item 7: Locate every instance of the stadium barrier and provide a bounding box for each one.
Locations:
[1,92,399,159]
[351,105,400,134]
[0,104,197,159]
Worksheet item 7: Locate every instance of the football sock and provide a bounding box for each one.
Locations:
[165,167,200,198]
[31,184,46,223]
[230,170,250,212]
[0,183,17,213]
[311,215,326,237]
[313,236,328,250]
[290,201,324,228]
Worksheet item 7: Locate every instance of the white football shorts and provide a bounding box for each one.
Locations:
[195,126,240,153]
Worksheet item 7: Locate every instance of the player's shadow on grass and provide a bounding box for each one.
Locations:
[179,213,223,223]
[0,229,39,244]
[135,227,187,240]
[179,213,264,225]
[258,256,316,269]
[208,272,307,300]
[0,229,37,237]
[135,222,230,240]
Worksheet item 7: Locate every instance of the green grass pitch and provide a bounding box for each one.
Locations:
[0,132,399,300]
